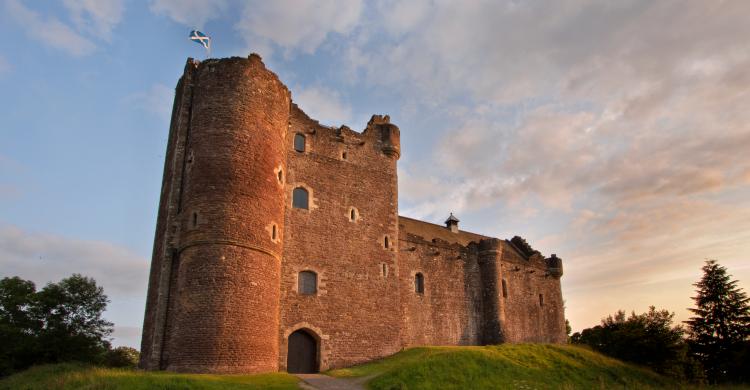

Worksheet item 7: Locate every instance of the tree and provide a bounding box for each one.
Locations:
[0,277,39,376]
[0,274,114,375]
[685,260,750,383]
[105,346,140,367]
[571,307,701,381]
[33,274,113,364]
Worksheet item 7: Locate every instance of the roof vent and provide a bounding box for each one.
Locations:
[445,213,460,233]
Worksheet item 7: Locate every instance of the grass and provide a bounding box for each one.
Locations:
[0,363,300,390]
[328,344,682,390]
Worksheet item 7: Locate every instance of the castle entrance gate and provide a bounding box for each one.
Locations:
[287,329,318,373]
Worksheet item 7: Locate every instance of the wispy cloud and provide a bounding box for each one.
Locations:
[235,0,363,56]
[123,83,174,122]
[5,0,96,56]
[62,0,124,41]
[294,85,352,126]
[0,224,149,295]
[148,0,227,28]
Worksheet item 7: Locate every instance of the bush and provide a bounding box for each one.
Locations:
[104,346,140,368]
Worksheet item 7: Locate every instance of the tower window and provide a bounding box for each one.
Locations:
[502,279,508,298]
[415,273,424,294]
[349,207,358,222]
[382,263,388,277]
[271,224,278,241]
[299,271,317,295]
[294,133,306,152]
[277,169,283,184]
[192,212,198,227]
[292,187,309,209]
[384,236,390,249]
[539,294,544,306]
[342,151,347,160]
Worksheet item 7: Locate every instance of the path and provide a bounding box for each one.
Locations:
[295,373,370,390]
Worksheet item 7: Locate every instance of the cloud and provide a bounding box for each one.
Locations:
[124,83,174,122]
[5,0,96,56]
[236,0,363,55]
[62,0,124,41]
[0,224,148,296]
[149,0,227,27]
[293,85,352,126]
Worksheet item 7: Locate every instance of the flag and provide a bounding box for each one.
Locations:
[189,30,210,50]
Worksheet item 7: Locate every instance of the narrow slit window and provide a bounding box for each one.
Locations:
[271,224,277,240]
[502,279,508,298]
[299,271,317,295]
[192,212,198,227]
[292,187,309,209]
[277,169,283,183]
[382,263,387,277]
[415,273,424,294]
[342,151,347,160]
[539,294,544,306]
[384,236,390,248]
[294,133,306,152]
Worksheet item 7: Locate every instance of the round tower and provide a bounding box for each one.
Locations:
[164,55,290,373]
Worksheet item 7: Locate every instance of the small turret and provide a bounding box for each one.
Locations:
[445,213,460,233]
[546,254,563,278]
[367,115,400,159]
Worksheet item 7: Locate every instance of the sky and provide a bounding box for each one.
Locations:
[1,0,749,349]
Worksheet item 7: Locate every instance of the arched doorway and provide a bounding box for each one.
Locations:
[287,329,318,373]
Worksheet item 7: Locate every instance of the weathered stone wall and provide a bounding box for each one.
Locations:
[278,109,403,370]
[499,243,567,343]
[398,233,483,346]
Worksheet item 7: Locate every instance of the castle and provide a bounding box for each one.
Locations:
[140,54,566,374]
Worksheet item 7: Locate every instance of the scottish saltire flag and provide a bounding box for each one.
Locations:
[189,30,210,50]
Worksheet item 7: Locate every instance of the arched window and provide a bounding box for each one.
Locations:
[293,187,309,209]
[415,273,424,294]
[294,133,306,152]
[299,271,317,295]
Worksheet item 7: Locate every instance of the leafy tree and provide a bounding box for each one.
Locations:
[0,277,39,376]
[105,346,140,367]
[572,307,701,381]
[685,260,750,383]
[0,274,114,375]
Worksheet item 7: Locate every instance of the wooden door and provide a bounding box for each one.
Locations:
[287,329,318,373]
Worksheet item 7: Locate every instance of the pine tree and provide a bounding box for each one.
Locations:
[685,260,750,383]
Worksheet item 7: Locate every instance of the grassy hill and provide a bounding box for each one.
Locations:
[328,344,679,389]
[6,344,743,389]
[0,363,299,390]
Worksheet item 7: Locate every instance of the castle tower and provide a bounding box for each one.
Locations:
[140,55,291,373]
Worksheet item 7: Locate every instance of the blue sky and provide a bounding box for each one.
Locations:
[1,0,750,348]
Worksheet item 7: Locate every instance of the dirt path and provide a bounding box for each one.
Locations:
[295,373,370,390]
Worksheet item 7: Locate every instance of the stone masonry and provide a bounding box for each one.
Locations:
[140,54,567,374]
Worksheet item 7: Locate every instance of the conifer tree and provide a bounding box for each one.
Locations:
[685,260,750,383]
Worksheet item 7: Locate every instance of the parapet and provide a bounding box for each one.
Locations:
[546,254,563,278]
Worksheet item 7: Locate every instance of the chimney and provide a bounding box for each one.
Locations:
[445,213,460,233]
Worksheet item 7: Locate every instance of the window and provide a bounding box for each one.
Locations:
[381,263,388,277]
[502,279,508,298]
[294,134,306,152]
[384,236,390,249]
[292,187,309,209]
[299,271,317,295]
[192,212,198,227]
[342,151,347,160]
[415,273,424,294]
[271,224,278,240]
[277,169,283,184]
[349,207,358,222]
[539,294,544,306]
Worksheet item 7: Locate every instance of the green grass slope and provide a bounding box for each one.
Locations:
[0,363,299,390]
[328,344,679,390]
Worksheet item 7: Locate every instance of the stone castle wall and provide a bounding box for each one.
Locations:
[141,55,567,374]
